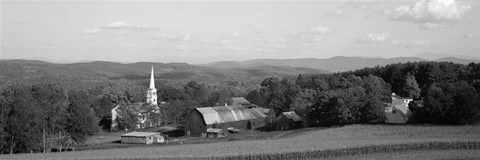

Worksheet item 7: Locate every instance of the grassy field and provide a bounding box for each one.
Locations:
[320,150,480,160]
[1,125,480,160]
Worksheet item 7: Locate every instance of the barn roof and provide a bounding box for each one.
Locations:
[281,111,302,122]
[195,105,267,125]
[228,97,250,105]
[122,132,160,137]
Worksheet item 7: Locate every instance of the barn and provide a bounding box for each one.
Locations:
[275,111,302,130]
[121,132,165,144]
[184,105,267,137]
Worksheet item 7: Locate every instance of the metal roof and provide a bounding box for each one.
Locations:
[281,111,302,122]
[206,128,223,133]
[195,105,266,125]
[122,132,160,137]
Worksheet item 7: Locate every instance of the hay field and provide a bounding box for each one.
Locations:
[2,125,480,160]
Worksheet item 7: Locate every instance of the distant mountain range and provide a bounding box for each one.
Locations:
[0,60,328,89]
[203,56,480,72]
[1,55,479,88]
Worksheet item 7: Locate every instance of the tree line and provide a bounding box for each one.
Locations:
[247,61,480,127]
[0,84,97,154]
[0,79,249,153]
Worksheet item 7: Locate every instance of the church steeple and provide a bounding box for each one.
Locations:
[146,66,157,105]
[149,66,155,89]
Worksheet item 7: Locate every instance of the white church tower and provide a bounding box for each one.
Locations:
[146,66,157,105]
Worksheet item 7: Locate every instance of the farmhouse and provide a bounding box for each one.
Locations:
[385,93,413,124]
[275,111,302,130]
[184,104,267,137]
[121,132,165,144]
[111,67,163,130]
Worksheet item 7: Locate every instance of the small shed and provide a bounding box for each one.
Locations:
[206,128,228,138]
[121,132,164,144]
[276,111,302,130]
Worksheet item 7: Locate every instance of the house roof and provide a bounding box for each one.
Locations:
[206,128,223,133]
[228,97,251,105]
[281,111,302,122]
[122,132,160,137]
[194,105,267,125]
[393,104,411,115]
[227,97,259,108]
[391,93,412,100]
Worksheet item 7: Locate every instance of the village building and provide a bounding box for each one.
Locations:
[206,128,228,138]
[184,104,267,137]
[385,93,413,124]
[275,111,302,130]
[121,132,165,144]
[111,67,162,130]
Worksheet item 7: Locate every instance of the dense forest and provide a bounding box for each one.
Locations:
[245,62,480,127]
[1,60,480,154]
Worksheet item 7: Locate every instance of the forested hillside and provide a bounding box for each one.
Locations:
[246,61,480,127]
[0,60,328,91]
[1,60,479,154]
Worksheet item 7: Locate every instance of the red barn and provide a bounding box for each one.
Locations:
[184,105,267,137]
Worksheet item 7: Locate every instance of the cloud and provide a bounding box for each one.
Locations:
[385,0,471,22]
[82,28,101,34]
[358,32,391,43]
[176,45,189,51]
[105,21,132,28]
[150,32,190,41]
[287,25,331,42]
[413,40,431,46]
[102,21,153,30]
[464,33,475,38]
[308,26,331,35]
[223,32,240,39]
[420,22,449,29]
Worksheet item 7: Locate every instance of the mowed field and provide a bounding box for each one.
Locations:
[2,125,480,160]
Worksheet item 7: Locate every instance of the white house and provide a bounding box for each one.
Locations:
[385,93,413,124]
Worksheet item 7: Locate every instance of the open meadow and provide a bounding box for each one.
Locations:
[1,124,480,160]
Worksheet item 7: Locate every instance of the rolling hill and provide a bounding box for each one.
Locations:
[0,60,329,90]
[203,56,480,72]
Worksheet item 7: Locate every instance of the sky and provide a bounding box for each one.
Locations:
[1,0,479,64]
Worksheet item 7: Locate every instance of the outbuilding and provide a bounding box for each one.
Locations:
[206,128,228,138]
[275,111,302,130]
[121,132,164,144]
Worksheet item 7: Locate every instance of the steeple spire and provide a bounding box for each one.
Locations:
[147,66,157,105]
[149,66,155,89]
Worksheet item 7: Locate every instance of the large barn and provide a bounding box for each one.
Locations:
[184,105,267,137]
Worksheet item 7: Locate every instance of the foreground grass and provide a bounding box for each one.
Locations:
[2,125,480,160]
[320,149,480,160]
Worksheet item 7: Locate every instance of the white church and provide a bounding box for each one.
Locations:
[111,67,163,131]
